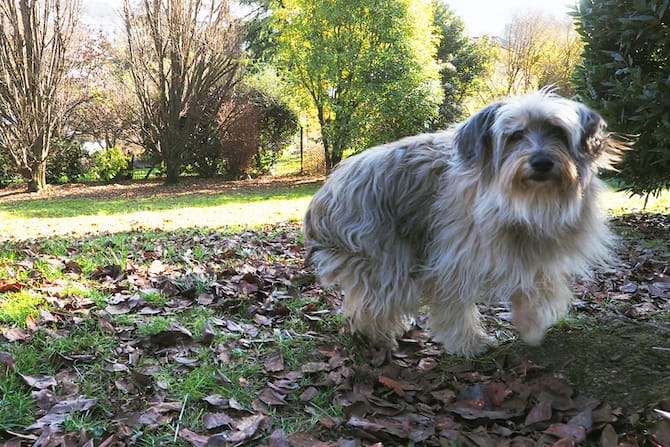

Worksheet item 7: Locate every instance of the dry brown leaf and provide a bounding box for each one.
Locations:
[202,412,233,430]
[524,401,552,426]
[179,428,209,447]
[0,351,15,370]
[378,375,405,397]
[544,423,587,443]
[20,373,57,390]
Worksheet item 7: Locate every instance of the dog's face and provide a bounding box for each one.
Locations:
[454,91,622,201]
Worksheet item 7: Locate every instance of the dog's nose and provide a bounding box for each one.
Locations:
[529,153,555,173]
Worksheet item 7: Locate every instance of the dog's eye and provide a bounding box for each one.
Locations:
[509,130,524,142]
[547,126,569,146]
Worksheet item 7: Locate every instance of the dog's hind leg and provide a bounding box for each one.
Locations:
[510,273,572,345]
[341,283,414,350]
[427,297,497,357]
[308,240,419,350]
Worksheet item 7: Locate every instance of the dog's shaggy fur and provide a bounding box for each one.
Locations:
[304,90,625,357]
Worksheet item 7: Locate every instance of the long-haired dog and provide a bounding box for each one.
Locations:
[303,90,626,357]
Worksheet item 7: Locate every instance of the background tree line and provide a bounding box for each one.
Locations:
[0,0,666,195]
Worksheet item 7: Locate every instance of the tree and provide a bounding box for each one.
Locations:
[0,0,80,192]
[494,12,582,97]
[574,0,669,196]
[431,0,492,126]
[273,0,442,170]
[67,30,137,151]
[123,0,242,184]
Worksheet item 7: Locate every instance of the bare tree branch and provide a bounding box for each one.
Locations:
[0,0,80,192]
[123,0,242,184]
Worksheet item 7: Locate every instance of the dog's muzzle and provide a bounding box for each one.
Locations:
[528,152,556,182]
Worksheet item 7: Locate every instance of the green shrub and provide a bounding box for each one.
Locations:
[46,138,90,184]
[253,92,299,175]
[574,0,670,196]
[187,87,298,179]
[89,147,131,183]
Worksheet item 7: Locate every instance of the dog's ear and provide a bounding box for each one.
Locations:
[577,105,607,156]
[578,104,628,169]
[454,102,502,166]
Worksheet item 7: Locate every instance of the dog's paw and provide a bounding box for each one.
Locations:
[513,319,548,346]
[435,332,498,358]
[517,326,546,346]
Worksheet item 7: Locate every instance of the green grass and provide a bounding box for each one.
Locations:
[601,185,670,215]
[0,179,321,240]
[0,291,45,326]
[0,182,320,220]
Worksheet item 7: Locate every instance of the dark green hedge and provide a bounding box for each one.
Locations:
[573,0,670,195]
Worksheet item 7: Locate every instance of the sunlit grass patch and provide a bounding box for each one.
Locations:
[602,185,670,215]
[0,291,45,326]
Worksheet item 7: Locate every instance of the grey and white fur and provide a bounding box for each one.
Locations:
[303,90,625,357]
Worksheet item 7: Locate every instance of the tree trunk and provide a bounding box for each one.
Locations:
[328,147,342,170]
[27,160,47,193]
[317,105,338,172]
[164,157,181,185]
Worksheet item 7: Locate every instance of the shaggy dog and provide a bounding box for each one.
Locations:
[303,90,624,357]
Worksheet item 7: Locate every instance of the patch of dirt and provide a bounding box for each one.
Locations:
[510,318,670,412]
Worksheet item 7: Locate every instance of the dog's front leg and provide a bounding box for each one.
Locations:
[510,274,572,345]
[428,297,497,357]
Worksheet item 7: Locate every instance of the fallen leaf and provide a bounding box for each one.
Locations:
[20,373,57,390]
[264,351,285,373]
[89,264,123,281]
[417,357,438,371]
[484,381,512,406]
[179,428,209,447]
[299,386,319,402]
[269,429,290,447]
[568,408,593,431]
[258,388,288,406]
[378,375,405,397]
[0,351,16,370]
[203,412,233,430]
[599,424,618,447]
[525,401,552,426]
[544,423,587,443]
[301,362,330,373]
[287,432,332,447]
[26,396,98,430]
[202,395,229,408]
[347,416,384,432]
[48,396,98,414]
[650,282,670,298]
[0,279,25,292]
[2,327,30,342]
[223,414,268,443]
[199,320,216,345]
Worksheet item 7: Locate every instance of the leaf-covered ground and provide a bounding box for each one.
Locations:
[0,179,668,447]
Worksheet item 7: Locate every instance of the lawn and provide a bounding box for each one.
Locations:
[0,178,321,240]
[0,177,668,447]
